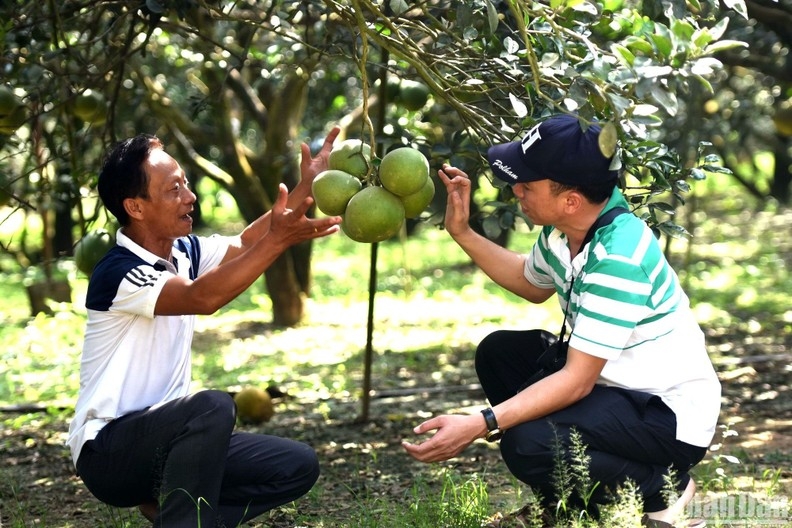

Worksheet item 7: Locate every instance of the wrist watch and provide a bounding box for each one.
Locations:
[480,407,503,442]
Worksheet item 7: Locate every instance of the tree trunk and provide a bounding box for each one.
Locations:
[771,136,791,205]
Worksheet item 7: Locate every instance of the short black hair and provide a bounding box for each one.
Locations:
[97,134,162,226]
[550,177,618,204]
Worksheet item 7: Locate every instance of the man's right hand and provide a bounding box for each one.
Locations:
[269,184,341,249]
[438,164,473,238]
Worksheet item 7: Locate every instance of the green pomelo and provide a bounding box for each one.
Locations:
[0,87,25,135]
[74,90,108,124]
[400,177,436,218]
[0,86,20,117]
[0,104,26,135]
[398,80,430,111]
[342,186,405,243]
[328,139,372,179]
[312,169,362,216]
[75,229,115,276]
[378,147,430,197]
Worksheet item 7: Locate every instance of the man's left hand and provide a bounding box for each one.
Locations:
[401,414,483,463]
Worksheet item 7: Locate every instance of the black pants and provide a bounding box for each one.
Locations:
[475,329,707,513]
[75,390,319,527]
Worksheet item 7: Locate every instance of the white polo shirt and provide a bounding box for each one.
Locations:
[67,229,230,466]
[523,189,721,448]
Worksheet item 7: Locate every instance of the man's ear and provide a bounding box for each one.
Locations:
[123,197,144,220]
[563,190,583,213]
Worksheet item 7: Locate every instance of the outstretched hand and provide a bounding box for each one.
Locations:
[269,184,341,246]
[401,413,482,463]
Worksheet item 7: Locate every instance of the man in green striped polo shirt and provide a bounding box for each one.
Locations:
[403,114,721,528]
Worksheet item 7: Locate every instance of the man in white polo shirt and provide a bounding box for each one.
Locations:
[67,128,343,527]
[402,115,721,528]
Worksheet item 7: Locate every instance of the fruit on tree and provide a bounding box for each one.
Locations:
[398,80,430,111]
[773,105,792,137]
[379,147,430,197]
[0,86,26,135]
[74,229,115,276]
[312,169,362,216]
[342,186,405,243]
[400,177,436,218]
[233,387,275,424]
[328,139,372,179]
[73,90,108,125]
[597,122,618,158]
[0,172,13,206]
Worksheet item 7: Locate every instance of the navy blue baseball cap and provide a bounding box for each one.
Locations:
[487,114,618,186]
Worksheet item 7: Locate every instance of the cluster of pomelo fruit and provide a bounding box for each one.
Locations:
[312,139,435,243]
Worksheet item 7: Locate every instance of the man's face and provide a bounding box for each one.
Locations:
[512,179,566,226]
[138,148,196,239]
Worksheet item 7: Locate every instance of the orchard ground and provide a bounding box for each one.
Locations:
[1,188,791,527]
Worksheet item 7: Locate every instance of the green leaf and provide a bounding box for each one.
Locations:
[671,19,695,42]
[722,0,748,19]
[708,18,730,41]
[650,202,676,215]
[657,221,691,240]
[621,36,655,55]
[509,93,528,118]
[691,57,722,76]
[611,44,635,66]
[651,26,673,58]
[390,0,409,15]
[486,0,499,34]
[704,40,748,54]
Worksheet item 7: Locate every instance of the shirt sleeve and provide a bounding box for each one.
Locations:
[110,264,172,319]
[195,234,232,276]
[523,228,556,289]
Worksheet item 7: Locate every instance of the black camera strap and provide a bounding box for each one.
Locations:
[524,206,630,388]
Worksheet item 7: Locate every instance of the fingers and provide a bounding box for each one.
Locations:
[309,217,342,238]
[322,126,341,150]
[300,125,341,174]
[271,183,290,214]
[439,164,470,181]
[412,416,441,435]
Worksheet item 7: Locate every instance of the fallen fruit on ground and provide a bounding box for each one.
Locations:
[328,139,372,179]
[74,229,115,277]
[342,186,405,243]
[379,147,430,197]
[400,177,436,218]
[234,387,275,424]
[312,169,362,216]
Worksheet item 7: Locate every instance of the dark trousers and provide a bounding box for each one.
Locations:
[75,390,319,527]
[475,329,707,513]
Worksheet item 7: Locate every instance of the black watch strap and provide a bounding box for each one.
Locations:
[481,407,503,442]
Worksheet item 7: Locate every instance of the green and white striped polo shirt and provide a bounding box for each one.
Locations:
[524,188,721,447]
